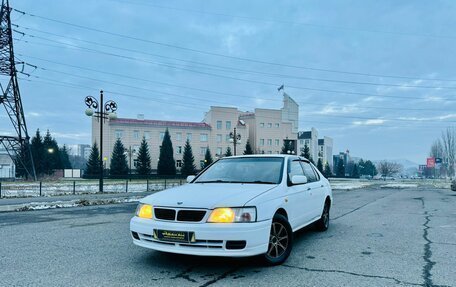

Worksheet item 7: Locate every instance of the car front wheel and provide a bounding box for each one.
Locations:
[262,213,293,265]
[315,201,330,231]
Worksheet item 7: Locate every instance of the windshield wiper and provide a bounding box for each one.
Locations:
[245,181,277,184]
[196,180,234,183]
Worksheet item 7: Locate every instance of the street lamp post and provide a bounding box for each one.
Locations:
[229,127,242,156]
[84,90,117,193]
[124,146,136,180]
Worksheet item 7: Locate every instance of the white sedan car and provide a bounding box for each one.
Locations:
[130,155,332,265]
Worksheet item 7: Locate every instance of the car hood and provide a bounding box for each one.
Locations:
[140,183,277,209]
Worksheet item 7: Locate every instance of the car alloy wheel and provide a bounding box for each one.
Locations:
[267,222,289,258]
[315,201,330,231]
[262,214,293,265]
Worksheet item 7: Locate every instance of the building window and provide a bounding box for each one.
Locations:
[133,159,139,168]
[275,123,280,128]
[187,133,192,141]
[216,147,222,156]
[268,151,272,154]
[160,132,165,141]
[115,130,123,139]
[299,140,304,145]
[133,130,140,140]
[260,139,264,146]
[216,134,222,143]
[216,121,222,129]
[260,123,265,128]
[226,134,230,142]
[275,139,280,146]
[176,160,182,168]
[176,132,182,141]
[267,139,272,146]
[200,147,207,155]
[305,140,310,145]
[177,146,182,154]
[267,123,272,128]
[200,133,208,142]
[226,121,231,130]
[144,131,151,140]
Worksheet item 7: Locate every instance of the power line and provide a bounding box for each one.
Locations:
[19,76,456,130]
[19,53,456,113]
[21,63,456,125]
[13,8,456,83]
[15,26,456,90]
[14,37,456,104]
[108,0,456,41]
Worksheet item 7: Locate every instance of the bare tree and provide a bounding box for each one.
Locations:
[430,139,444,158]
[441,127,455,177]
[377,160,403,176]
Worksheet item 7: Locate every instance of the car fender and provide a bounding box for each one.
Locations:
[245,185,289,222]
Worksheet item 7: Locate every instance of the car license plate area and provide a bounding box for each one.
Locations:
[155,229,193,243]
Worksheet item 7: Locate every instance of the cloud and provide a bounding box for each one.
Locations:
[398,114,456,121]
[314,102,362,115]
[352,119,386,126]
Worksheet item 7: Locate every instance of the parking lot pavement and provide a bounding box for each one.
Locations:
[0,186,455,287]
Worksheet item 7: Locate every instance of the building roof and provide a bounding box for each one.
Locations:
[110,118,211,129]
[298,131,312,139]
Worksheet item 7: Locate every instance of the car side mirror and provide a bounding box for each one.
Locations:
[186,175,196,183]
[291,175,308,185]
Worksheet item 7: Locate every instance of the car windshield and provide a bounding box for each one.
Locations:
[195,157,284,184]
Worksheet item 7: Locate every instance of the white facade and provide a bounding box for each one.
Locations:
[0,153,15,179]
[318,137,333,168]
[297,128,319,161]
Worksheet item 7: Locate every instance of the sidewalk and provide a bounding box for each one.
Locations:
[0,191,153,212]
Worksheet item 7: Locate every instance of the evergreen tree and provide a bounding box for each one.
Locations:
[323,162,332,178]
[300,143,311,159]
[181,139,196,176]
[225,146,232,157]
[59,145,72,169]
[359,159,377,176]
[157,128,176,175]
[351,163,360,178]
[336,160,345,178]
[136,137,152,176]
[317,158,324,173]
[243,139,254,155]
[110,138,129,176]
[42,130,60,174]
[14,145,29,178]
[85,142,100,176]
[281,140,293,154]
[204,147,213,168]
[31,129,44,176]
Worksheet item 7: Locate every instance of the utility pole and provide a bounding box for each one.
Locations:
[0,0,36,180]
[229,127,242,156]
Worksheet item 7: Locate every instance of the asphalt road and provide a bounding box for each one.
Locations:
[1,186,455,287]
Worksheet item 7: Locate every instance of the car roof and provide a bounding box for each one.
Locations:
[219,154,311,162]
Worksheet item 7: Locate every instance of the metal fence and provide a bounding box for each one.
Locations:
[0,178,185,198]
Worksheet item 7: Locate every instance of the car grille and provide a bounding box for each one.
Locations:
[177,210,206,222]
[154,208,176,220]
[154,207,207,222]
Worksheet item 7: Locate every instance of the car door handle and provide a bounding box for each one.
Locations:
[320,185,324,188]
[307,187,311,191]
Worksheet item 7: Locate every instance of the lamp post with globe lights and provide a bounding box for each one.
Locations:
[84,90,117,193]
[229,127,242,156]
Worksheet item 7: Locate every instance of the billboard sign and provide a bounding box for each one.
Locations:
[427,157,435,168]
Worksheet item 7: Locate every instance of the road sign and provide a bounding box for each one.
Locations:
[427,157,435,168]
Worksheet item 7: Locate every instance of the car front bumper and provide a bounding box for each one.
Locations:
[130,216,271,257]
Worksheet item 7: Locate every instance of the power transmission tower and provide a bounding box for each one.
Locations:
[0,0,36,180]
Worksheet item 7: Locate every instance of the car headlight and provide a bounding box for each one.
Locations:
[207,207,256,223]
[136,203,153,219]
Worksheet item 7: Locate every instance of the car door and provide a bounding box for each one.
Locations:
[286,159,314,230]
[300,161,323,220]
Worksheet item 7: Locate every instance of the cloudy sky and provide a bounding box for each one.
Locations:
[2,0,456,163]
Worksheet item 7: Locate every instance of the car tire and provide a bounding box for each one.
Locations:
[315,201,330,232]
[262,214,293,266]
